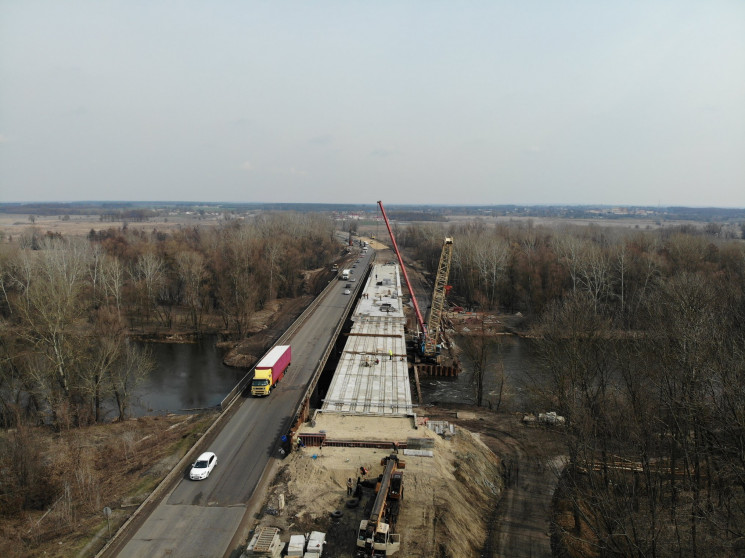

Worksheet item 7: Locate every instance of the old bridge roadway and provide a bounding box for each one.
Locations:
[100,249,374,558]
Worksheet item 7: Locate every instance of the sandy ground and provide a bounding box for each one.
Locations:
[426,407,566,558]
[251,411,505,558]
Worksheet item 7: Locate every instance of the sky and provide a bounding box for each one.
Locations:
[1,1,744,207]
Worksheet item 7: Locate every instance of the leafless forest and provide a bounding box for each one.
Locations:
[402,220,745,557]
[2,213,745,556]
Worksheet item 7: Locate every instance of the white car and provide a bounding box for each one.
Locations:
[190,451,217,480]
[343,289,351,295]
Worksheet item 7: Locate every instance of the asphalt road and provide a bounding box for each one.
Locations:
[112,249,373,558]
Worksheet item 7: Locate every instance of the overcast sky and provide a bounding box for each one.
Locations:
[1,1,744,207]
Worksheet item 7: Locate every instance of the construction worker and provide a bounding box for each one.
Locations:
[388,349,393,360]
[347,478,353,495]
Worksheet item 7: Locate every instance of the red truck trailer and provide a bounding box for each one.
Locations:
[251,345,291,396]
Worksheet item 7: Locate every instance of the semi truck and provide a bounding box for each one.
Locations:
[251,345,291,396]
[340,269,351,281]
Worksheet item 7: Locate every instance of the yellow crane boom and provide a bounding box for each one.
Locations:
[423,238,453,357]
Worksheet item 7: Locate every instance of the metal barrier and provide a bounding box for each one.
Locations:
[219,271,342,411]
[294,262,372,415]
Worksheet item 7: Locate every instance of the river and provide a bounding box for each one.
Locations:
[418,335,545,412]
[131,334,543,418]
[129,337,245,416]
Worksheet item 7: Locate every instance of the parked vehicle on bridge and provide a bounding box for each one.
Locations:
[189,451,217,480]
[251,345,291,396]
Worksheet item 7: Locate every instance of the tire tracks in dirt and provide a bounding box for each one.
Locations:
[425,406,565,558]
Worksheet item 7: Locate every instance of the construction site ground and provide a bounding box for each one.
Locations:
[249,407,564,558]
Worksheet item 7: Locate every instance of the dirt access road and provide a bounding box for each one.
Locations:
[425,405,566,558]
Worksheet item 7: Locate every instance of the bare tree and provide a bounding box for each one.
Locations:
[553,231,586,294]
[108,341,154,421]
[10,238,91,425]
[132,251,165,327]
[175,251,206,330]
[459,318,503,408]
[265,240,283,302]
[99,254,125,316]
[577,243,611,314]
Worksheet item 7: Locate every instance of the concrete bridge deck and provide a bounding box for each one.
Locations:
[322,263,414,416]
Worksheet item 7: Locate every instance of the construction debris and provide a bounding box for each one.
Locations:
[245,526,282,557]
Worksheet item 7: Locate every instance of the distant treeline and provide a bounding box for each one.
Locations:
[99,209,157,222]
[386,210,447,222]
[401,220,745,318]
[0,202,162,217]
[3,202,744,223]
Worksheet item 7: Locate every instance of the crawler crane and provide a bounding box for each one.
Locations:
[423,237,453,358]
[356,455,404,557]
[377,201,453,360]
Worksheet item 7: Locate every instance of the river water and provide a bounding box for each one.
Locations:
[418,335,544,412]
[129,337,244,416]
[131,334,543,417]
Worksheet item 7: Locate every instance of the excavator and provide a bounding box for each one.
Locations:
[377,201,453,361]
[355,455,404,557]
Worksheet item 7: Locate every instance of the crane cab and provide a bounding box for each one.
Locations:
[356,520,400,557]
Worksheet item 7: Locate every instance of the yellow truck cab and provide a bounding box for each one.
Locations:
[251,345,292,396]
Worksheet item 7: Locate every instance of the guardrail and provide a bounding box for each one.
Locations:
[295,261,372,416]
[219,269,346,411]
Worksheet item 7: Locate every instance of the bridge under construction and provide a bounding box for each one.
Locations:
[321,262,414,416]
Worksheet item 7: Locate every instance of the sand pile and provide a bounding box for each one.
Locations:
[254,412,504,558]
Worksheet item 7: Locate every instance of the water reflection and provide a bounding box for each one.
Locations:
[130,337,244,416]
[418,336,545,411]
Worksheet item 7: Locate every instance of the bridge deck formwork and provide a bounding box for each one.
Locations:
[322,263,413,416]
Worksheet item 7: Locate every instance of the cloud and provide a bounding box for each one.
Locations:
[0,134,10,144]
[240,161,253,171]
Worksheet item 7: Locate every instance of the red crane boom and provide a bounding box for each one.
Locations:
[377,201,427,339]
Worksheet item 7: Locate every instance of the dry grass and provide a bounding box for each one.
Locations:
[0,413,215,558]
